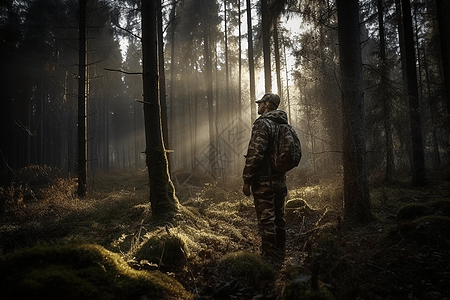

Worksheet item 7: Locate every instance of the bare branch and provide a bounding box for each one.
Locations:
[104,68,142,75]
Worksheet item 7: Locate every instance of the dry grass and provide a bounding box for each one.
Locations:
[2,166,449,299]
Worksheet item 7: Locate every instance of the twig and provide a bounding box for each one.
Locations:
[113,24,141,40]
[367,262,395,274]
[0,149,14,172]
[315,208,329,227]
[104,68,142,75]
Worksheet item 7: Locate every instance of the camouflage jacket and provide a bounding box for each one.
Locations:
[243,109,288,184]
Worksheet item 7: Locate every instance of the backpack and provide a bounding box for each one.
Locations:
[266,119,302,173]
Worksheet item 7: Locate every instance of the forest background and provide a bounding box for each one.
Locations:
[0,0,449,187]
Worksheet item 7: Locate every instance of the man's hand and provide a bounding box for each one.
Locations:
[243,183,251,196]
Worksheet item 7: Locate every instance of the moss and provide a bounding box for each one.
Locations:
[282,275,336,300]
[286,198,310,209]
[282,277,336,300]
[134,233,188,271]
[0,243,192,300]
[396,203,429,220]
[217,251,274,287]
[146,148,179,217]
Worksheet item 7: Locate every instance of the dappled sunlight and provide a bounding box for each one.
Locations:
[288,180,343,211]
[2,170,450,299]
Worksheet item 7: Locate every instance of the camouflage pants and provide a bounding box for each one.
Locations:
[252,176,287,253]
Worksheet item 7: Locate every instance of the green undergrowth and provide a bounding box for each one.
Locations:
[306,179,450,299]
[0,243,192,299]
[2,166,449,299]
[217,251,275,287]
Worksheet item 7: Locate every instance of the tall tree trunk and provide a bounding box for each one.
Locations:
[435,0,450,160]
[168,1,176,170]
[202,6,216,176]
[158,0,169,154]
[395,0,408,87]
[273,19,282,100]
[246,0,256,122]
[224,0,230,124]
[401,0,427,186]
[78,0,87,197]
[435,0,450,115]
[238,0,242,120]
[261,0,271,92]
[336,0,372,222]
[423,45,441,169]
[283,41,291,122]
[142,0,179,216]
[378,0,395,181]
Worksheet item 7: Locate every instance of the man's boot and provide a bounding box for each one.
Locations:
[261,234,277,258]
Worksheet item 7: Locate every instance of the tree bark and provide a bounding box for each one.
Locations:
[378,0,395,181]
[78,0,87,197]
[261,0,271,92]
[158,0,169,154]
[336,0,372,222]
[401,0,427,186]
[168,1,176,170]
[224,0,230,118]
[246,0,256,122]
[435,0,450,115]
[273,19,282,100]
[202,5,216,176]
[142,0,179,216]
[238,0,242,120]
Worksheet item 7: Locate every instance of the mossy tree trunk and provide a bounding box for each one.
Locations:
[141,0,179,216]
[337,0,372,223]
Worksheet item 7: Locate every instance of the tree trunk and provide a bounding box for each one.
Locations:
[158,0,169,154]
[246,0,256,122]
[273,19,282,100]
[168,1,176,170]
[261,0,271,92]
[378,0,395,181]
[238,0,242,121]
[435,0,450,115]
[78,0,87,197]
[283,41,291,122]
[202,5,216,176]
[224,0,230,123]
[401,0,427,186]
[142,0,179,216]
[336,0,372,222]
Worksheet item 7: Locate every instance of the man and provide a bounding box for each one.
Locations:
[243,93,288,258]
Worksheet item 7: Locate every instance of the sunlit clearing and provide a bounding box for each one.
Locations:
[288,180,343,211]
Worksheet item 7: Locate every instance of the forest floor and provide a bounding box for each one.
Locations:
[1,165,450,299]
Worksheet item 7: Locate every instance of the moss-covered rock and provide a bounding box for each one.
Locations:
[134,232,188,271]
[286,198,311,209]
[217,251,274,287]
[412,215,450,244]
[0,243,192,300]
[396,203,429,220]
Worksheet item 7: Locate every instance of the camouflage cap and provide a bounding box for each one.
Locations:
[255,93,280,108]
